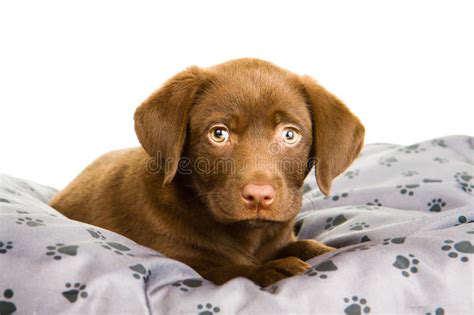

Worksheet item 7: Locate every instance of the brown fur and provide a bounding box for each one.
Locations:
[49,58,364,287]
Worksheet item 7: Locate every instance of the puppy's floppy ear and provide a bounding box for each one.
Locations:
[300,76,365,196]
[134,66,211,184]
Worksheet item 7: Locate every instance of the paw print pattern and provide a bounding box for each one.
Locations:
[4,188,21,195]
[366,199,382,206]
[403,170,419,177]
[22,183,36,192]
[468,138,474,150]
[393,254,419,277]
[326,192,349,201]
[433,157,448,164]
[431,138,448,148]
[426,307,445,315]
[378,156,398,167]
[97,241,134,257]
[344,169,359,179]
[465,158,474,166]
[455,215,474,226]
[454,172,473,193]
[87,228,106,240]
[88,229,134,255]
[62,282,88,303]
[16,216,45,227]
[260,285,278,294]
[441,240,473,262]
[0,289,16,315]
[197,303,220,314]
[305,260,338,279]
[353,244,376,251]
[343,296,371,314]
[324,214,348,230]
[172,279,203,292]
[427,199,446,212]
[129,264,151,282]
[332,243,377,258]
[303,183,312,193]
[396,184,419,196]
[422,178,442,183]
[349,222,370,231]
[0,241,13,254]
[46,243,79,260]
[382,237,406,245]
[398,144,426,154]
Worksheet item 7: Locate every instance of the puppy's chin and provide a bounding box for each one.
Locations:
[205,194,302,225]
[230,218,282,229]
[210,209,288,226]
[210,205,297,226]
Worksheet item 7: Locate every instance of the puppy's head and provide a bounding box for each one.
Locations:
[135,59,364,225]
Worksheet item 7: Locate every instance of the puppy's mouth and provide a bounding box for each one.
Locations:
[226,209,285,223]
[205,187,302,225]
[217,202,297,225]
[230,218,282,228]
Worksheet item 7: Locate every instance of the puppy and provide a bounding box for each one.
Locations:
[49,58,364,287]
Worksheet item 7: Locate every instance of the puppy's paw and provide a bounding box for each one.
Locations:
[249,257,311,287]
[295,239,336,260]
[275,239,336,261]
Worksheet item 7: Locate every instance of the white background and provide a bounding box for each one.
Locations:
[1,0,473,189]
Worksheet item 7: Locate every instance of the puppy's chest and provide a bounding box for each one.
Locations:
[233,228,284,261]
[244,233,266,255]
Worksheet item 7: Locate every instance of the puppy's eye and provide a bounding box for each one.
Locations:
[281,127,301,145]
[209,125,230,144]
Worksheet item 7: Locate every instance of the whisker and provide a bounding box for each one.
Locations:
[186,189,228,203]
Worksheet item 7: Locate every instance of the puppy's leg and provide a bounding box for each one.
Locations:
[273,239,336,261]
[200,265,256,285]
[201,257,311,287]
[248,257,311,287]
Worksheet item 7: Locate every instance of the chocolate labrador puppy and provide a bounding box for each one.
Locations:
[49,58,364,287]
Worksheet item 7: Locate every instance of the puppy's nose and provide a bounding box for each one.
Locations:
[241,184,275,210]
